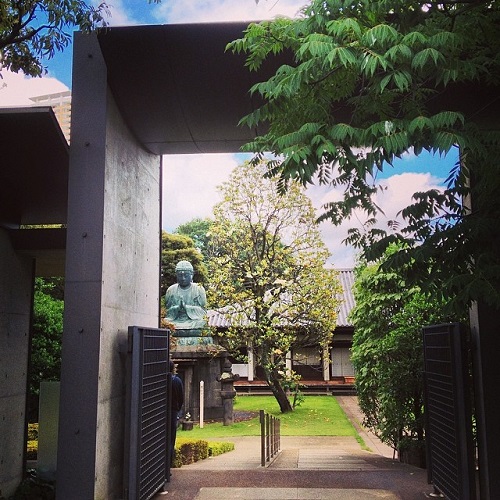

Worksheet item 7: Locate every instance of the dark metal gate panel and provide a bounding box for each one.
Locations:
[124,326,170,500]
[423,323,475,500]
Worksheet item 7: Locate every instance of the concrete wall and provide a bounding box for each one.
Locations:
[56,33,161,500]
[0,230,33,498]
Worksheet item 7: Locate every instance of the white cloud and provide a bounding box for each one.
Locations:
[309,172,443,268]
[374,172,442,220]
[162,153,244,230]
[0,70,69,106]
[152,0,307,23]
[103,0,139,26]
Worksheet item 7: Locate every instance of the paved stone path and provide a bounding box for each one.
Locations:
[193,487,399,499]
[155,396,433,499]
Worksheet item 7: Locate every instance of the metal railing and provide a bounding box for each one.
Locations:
[260,410,280,466]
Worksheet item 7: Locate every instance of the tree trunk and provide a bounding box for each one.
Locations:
[260,340,293,413]
[265,368,293,413]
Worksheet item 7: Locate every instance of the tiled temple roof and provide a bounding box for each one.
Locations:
[207,268,356,329]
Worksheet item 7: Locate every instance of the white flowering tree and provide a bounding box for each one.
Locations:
[207,162,341,413]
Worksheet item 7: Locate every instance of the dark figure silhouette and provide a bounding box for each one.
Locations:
[169,360,184,470]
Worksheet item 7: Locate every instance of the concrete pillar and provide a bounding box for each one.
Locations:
[56,33,161,499]
[0,229,33,497]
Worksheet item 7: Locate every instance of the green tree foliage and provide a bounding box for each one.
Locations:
[161,231,208,297]
[30,278,64,397]
[228,0,500,311]
[175,217,214,259]
[349,247,458,458]
[207,161,342,413]
[0,0,109,77]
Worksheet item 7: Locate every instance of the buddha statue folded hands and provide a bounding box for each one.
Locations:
[165,260,211,344]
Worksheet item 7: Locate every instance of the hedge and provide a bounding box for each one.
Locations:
[25,424,234,468]
[172,438,235,468]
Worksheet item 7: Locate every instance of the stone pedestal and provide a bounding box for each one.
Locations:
[181,421,194,431]
[172,347,225,421]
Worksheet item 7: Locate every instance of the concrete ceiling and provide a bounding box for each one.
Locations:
[97,22,291,155]
[0,107,69,227]
[97,23,500,157]
[0,107,68,275]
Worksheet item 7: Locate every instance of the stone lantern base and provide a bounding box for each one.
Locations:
[172,345,226,422]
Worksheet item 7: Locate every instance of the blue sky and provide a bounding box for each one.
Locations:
[0,0,458,267]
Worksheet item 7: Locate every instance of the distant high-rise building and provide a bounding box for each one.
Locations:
[30,90,72,142]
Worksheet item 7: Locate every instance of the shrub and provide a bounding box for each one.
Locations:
[28,423,38,440]
[27,424,39,460]
[27,441,38,460]
[23,426,234,469]
[208,441,235,456]
[172,438,234,467]
[175,438,209,466]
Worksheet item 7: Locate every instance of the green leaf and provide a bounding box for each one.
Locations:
[361,50,388,77]
[408,116,434,135]
[326,18,362,39]
[327,46,357,67]
[412,48,444,70]
[430,111,464,130]
[392,70,412,92]
[362,24,399,47]
[329,123,358,142]
[434,131,460,153]
[401,31,428,47]
[298,33,333,58]
[384,43,412,63]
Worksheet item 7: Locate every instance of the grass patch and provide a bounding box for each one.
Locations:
[178,395,359,439]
